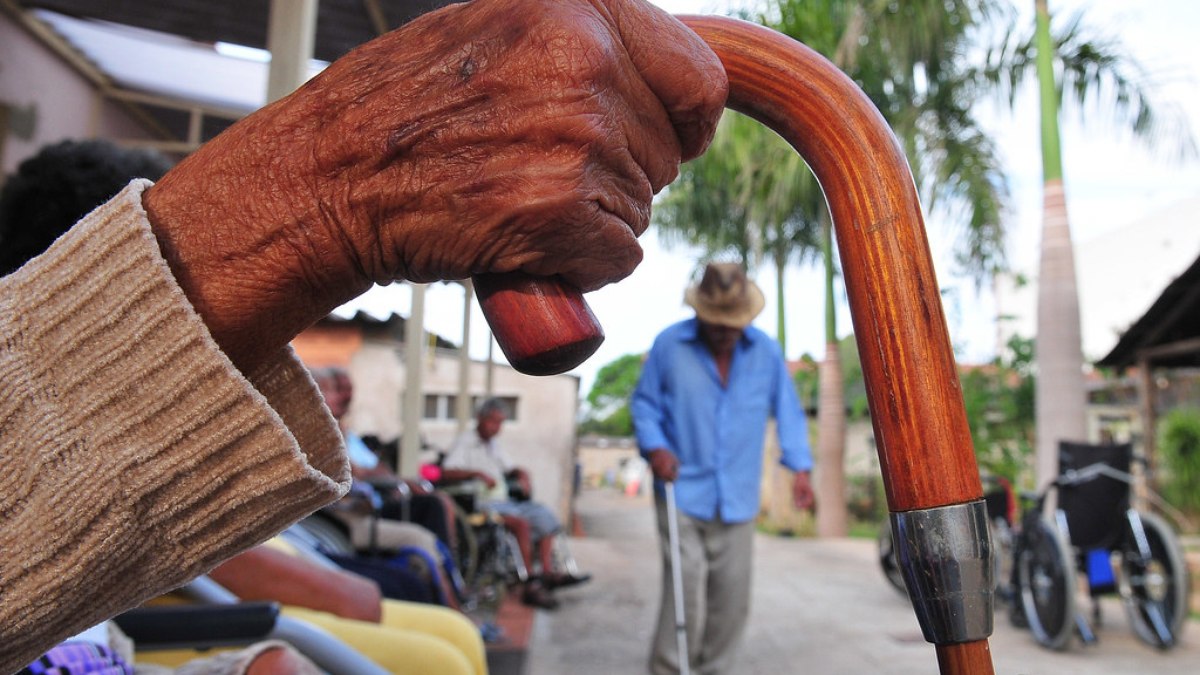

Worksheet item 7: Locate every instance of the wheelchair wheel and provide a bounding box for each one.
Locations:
[1119,511,1190,649]
[449,502,480,587]
[991,515,1016,605]
[1017,516,1077,650]
[876,520,909,597]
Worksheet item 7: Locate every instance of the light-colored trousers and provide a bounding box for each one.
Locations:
[650,492,755,675]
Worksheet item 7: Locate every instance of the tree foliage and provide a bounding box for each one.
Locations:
[959,334,1036,484]
[979,6,1196,161]
[768,0,1011,284]
[580,353,643,437]
[791,335,868,419]
[1158,407,1200,516]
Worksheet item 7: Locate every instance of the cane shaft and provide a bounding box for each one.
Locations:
[677,16,994,672]
[475,25,992,665]
[680,15,981,511]
[937,642,995,675]
[665,482,691,675]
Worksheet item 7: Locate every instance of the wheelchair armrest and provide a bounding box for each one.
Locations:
[113,602,279,650]
[362,475,407,493]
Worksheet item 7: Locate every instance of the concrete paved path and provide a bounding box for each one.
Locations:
[529,486,1198,674]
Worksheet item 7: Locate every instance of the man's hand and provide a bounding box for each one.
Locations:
[647,448,679,482]
[792,470,815,511]
[507,468,533,499]
[143,0,727,373]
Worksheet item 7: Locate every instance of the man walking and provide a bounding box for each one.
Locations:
[632,262,815,675]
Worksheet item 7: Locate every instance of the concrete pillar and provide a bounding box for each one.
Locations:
[456,280,474,433]
[266,0,318,104]
[401,283,427,476]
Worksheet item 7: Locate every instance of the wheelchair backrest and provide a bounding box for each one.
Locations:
[1057,441,1132,550]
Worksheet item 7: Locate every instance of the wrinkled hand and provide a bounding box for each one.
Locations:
[792,470,814,511]
[647,448,679,482]
[144,0,727,373]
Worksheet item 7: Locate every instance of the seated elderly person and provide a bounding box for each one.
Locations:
[441,400,590,609]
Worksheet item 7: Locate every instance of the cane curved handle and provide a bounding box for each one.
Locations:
[473,271,604,377]
[681,17,993,672]
[475,16,993,672]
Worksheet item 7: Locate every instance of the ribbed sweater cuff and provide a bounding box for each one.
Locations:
[0,180,351,672]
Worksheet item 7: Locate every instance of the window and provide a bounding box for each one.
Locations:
[473,395,519,422]
[421,394,519,421]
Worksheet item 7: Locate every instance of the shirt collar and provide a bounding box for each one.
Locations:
[679,316,758,348]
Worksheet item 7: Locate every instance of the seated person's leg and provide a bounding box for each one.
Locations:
[494,501,589,588]
[322,550,436,605]
[383,492,456,548]
[497,513,533,572]
[244,644,323,675]
[494,512,557,609]
[342,517,439,557]
[282,606,475,675]
[380,600,487,675]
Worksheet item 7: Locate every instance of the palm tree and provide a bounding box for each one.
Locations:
[656,0,1010,536]
[981,1,1194,486]
[769,0,1009,536]
[655,110,822,352]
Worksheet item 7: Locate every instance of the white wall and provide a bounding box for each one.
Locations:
[345,341,582,524]
[1,14,151,174]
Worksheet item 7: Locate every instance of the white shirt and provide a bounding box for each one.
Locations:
[444,431,513,501]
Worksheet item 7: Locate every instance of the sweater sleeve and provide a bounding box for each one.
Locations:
[0,181,351,673]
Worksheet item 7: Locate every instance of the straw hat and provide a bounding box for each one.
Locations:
[684,262,765,329]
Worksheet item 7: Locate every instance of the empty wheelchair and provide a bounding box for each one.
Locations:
[1011,441,1190,650]
[879,473,1017,602]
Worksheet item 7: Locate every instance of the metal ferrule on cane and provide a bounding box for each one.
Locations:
[890,500,995,645]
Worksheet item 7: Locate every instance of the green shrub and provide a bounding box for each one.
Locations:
[1158,408,1200,516]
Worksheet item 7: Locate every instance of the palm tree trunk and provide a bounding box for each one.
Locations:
[774,231,788,353]
[1033,0,1087,487]
[815,213,848,536]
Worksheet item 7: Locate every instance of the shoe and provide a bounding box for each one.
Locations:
[522,581,559,610]
[543,572,592,590]
[478,621,507,644]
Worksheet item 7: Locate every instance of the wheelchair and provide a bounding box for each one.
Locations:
[437,476,586,603]
[437,478,530,595]
[1010,441,1191,651]
[879,473,1017,602]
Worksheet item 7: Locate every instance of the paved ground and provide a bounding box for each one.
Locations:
[527,486,1199,674]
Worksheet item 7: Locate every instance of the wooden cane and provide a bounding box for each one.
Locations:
[473,16,994,673]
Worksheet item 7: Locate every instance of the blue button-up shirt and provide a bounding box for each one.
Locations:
[631,318,812,523]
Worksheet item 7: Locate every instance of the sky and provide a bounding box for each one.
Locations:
[337,0,1200,398]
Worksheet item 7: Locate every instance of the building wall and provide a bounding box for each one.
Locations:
[1,13,152,174]
[294,324,582,524]
[416,347,582,526]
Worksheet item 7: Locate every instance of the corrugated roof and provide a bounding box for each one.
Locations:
[18,0,453,63]
[1097,252,1200,369]
[12,0,457,147]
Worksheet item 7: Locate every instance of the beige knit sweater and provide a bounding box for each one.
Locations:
[0,181,352,673]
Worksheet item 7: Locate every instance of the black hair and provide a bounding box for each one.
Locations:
[0,139,172,275]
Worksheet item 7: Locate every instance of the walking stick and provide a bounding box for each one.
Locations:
[474,15,995,675]
[665,481,691,675]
